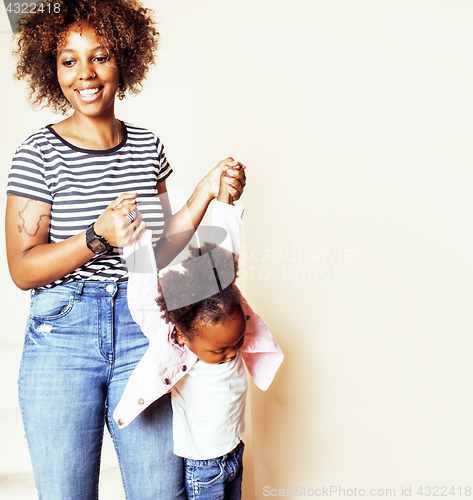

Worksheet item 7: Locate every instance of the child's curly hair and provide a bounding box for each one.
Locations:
[156,242,242,338]
[13,0,159,113]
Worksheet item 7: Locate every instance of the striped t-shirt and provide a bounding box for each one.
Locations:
[7,121,172,288]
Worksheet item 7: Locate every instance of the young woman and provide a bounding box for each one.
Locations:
[5,1,245,498]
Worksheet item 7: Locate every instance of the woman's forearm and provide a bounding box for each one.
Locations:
[6,194,144,290]
[8,234,95,290]
[5,196,93,290]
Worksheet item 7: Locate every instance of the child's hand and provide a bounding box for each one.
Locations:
[217,169,233,204]
[222,161,246,201]
[204,158,246,201]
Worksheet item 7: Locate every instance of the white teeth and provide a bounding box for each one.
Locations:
[78,88,100,97]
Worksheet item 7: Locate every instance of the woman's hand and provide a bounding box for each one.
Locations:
[204,158,246,201]
[94,193,146,247]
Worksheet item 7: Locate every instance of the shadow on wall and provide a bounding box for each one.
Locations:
[248,294,329,492]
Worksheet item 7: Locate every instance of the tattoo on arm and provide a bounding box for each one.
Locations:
[17,200,51,237]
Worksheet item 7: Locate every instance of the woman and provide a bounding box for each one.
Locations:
[5,1,245,498]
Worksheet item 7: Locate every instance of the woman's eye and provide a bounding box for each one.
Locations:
[95,56,109,63]
[62,60,75,67]
[212,349,226,355]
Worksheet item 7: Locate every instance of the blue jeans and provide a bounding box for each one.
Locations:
[184,442,244,500]
[18,281,186,500]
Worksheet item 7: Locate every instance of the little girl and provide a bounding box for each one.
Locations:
[114,176,284,499]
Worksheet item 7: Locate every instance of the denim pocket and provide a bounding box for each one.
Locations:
[192,461,225,487]
[30,291,74,321]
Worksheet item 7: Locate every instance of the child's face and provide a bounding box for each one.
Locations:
[177,307,247,364]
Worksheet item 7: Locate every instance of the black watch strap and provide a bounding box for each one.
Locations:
[86,223,111,255]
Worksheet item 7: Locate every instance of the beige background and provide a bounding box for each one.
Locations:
[1,0,473,498]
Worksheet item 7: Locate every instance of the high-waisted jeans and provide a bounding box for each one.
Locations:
[18,280,185,500]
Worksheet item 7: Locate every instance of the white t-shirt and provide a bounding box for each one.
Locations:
[171,352,248,460]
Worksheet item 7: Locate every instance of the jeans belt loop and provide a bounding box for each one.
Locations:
[74,281,85,301]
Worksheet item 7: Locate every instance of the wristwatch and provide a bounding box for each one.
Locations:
[86,223,111,256]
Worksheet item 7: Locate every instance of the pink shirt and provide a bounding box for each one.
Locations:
[113,202,284,429]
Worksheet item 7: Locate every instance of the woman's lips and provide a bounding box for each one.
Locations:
[75,86,104,101]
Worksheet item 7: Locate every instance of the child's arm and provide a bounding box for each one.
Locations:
[217,172,232,204]
[210,199,243,257]
[210,166,244,258]
[122,230,165,335]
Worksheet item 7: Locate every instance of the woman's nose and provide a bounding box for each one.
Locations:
[78,63,96,80]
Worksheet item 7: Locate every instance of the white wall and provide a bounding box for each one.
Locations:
[2,1,472,498]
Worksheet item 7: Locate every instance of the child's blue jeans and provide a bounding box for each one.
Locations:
[18,281,186,500]
[184,441,244,500]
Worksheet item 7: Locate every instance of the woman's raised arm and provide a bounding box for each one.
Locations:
[152,158,246,270]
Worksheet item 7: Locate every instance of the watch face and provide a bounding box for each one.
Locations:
[90,239,107,253]
[86,224,110,255]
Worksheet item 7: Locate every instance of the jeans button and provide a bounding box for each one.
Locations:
[138,398,144,405]
[106,284,114,293]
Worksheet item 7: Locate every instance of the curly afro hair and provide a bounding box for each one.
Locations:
[13,0,159,113]
[156,242,242,338]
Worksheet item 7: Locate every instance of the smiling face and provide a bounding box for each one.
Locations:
[175,307,247,364]
[56,23,120,119]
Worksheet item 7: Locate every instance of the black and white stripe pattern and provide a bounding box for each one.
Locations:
[7,122,172,288]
